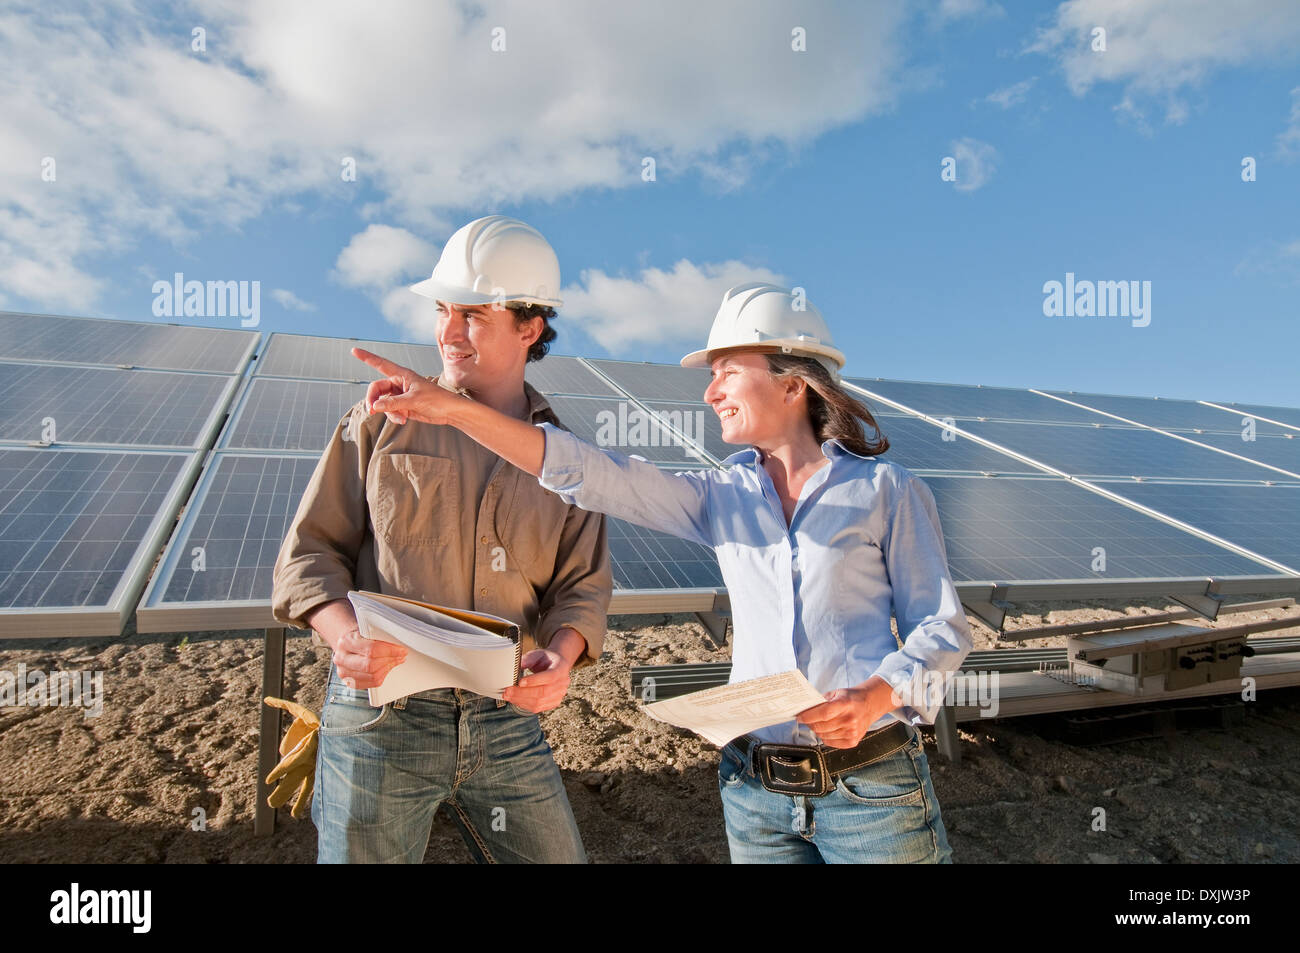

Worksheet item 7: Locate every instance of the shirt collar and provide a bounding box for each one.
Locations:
[721,437,870,467]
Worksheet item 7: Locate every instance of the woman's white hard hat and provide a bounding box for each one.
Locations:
[410,215,563,308]
[680,282,845,377]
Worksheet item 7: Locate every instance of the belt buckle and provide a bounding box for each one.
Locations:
[755,743,831,797]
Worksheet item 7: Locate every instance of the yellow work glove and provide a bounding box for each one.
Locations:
[263,696,321,819]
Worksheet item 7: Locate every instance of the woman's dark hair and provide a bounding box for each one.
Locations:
[509,304,558,363]
[764,354,889,457]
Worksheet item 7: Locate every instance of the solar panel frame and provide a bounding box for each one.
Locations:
[0,311,259,374]
[0,362,242,450]
[1040,389,1296,436]
[845,377,1111,425]
[1202,400,1300,431]
[0,447,200,637]
[544,395,715,467]
[524,356,620,397]
[253,332,443,381]
[586,359,714,403]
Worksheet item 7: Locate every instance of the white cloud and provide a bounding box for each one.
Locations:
[332,224,440,339]
[1235,237,1300,283]
[950,138,998,192]
[1027,0,1300,126]
[983,77,1037,108]
[270,288,317,312]
[561,259,785,353]
[0,0,911,312]
[1277,86,1300,160]
[935,0,1005,23]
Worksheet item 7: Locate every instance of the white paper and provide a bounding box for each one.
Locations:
[641,670,826,747]
[347,592,519,706]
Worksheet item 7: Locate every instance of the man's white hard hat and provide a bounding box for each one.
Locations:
[680,282,845,377]
[411,215,563,308]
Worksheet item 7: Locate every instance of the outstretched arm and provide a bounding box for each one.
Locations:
[353,347,545,475]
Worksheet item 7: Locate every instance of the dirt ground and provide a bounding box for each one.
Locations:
[1,595,1297,864]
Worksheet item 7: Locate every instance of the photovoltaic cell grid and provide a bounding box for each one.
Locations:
[0,449,187,609]
[222,379,368,452]
[846,378,1109,425]
[154,454,319,605]
[607,517,723,590]
[0,362,232,448]
[946,420,1292,483]
[255,333,443,381]
[545,396,713,467]
[871,415,1043,474]
[922,475,1276,583]
[1042,390,1295,436]
[1166,431,1300,477]
[1208,401,1300,431]
[1092,481,1300,573]
[0,312,256,373]
[525,357,619,397]
[588,359,714,403]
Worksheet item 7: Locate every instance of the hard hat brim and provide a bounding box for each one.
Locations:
[680,342,846,372]
[410,276,563,309]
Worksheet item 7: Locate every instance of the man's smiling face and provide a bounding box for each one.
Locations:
[435,300,538,392]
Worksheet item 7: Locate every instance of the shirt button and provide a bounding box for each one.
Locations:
[479,587,488,596]
[480,535,488,544]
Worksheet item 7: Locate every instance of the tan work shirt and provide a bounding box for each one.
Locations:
[271,378,612,663]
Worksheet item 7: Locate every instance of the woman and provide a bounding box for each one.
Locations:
[354,282,973,863]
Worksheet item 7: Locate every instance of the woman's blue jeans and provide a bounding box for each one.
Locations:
[718,725,953,863]
[312,668,585,863]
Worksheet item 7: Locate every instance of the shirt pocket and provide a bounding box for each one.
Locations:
[495,470,571,572]
[368,452,459,547]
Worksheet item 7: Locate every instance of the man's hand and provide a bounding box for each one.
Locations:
[331,632,408,690]
[353,347,461,426]
[500,627,587,714]
[501,648,573,713]
[797,676,902,749]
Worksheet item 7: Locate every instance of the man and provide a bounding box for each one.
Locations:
[271,215,612,863]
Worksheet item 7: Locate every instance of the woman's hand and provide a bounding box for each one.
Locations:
[352,347,462,426]
[797,675,903,748]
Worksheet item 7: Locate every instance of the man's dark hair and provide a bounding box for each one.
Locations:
[510,304,558,363]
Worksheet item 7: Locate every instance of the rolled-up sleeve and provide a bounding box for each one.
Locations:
[538,423,715,547]
[534,503,612,667]
[271,404,369,629]
[872,472,973,725]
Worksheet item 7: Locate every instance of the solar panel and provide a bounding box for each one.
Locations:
[944,419,1292,483]
[544,396,712,466]
[0,448,192,634]
[521,356,616,396]
[1093,480,1300,572]
[1204,400,1300,431]
[871,415,1043,474]
[0,312,257,373]
[587,359,713,403]
[608,517,724,590]
[1041,389,1294,435]
[846,378,1107,425]
[255,333,443,381]
[221,379,368,452]
[0,362,236,449]
[1166,431,1300,478]
[923,474,1277,583]
[139,454,318,627]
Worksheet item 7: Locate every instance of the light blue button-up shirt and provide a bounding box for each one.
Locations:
[538,423,973,745]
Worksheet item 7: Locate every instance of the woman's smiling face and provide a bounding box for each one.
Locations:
[704,351,803,447]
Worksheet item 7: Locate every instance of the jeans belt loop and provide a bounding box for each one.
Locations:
[392,695,408,711]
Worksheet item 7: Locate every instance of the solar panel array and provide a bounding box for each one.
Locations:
[3,313,1297,637]
[0,312,258,635]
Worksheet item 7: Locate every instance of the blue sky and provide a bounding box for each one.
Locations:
[3,0,1299,407]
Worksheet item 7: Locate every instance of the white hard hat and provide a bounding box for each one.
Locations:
[410,215,563,308]
[680,282,845,376]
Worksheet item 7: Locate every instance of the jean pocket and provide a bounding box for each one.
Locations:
[319,688,391,737]
[833,751,925,806]
[718,743,748,788]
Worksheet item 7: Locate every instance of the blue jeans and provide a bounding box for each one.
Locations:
[312,668,585,863]
[718,726,953,863]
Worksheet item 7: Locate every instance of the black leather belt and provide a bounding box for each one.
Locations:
[730,721,913,797]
